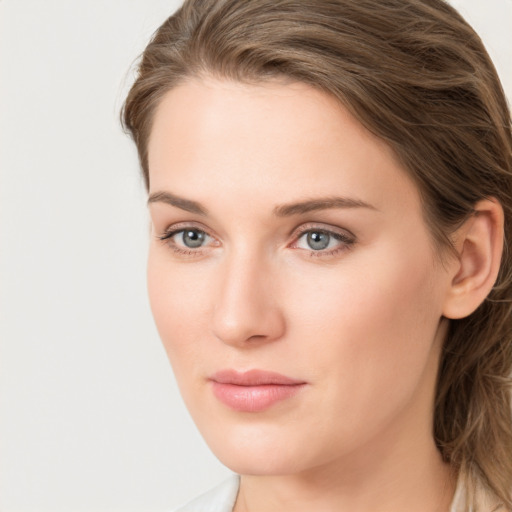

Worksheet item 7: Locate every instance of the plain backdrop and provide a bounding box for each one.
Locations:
[0,1,511,511]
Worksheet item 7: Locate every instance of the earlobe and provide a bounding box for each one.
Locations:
[442,198,504,320]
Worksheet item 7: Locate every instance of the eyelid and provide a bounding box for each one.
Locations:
[290,222,355,241]
[158,221,215,239]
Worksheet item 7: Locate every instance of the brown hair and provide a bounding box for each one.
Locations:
[122,0,512,507]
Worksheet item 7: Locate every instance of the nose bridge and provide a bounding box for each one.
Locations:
[212,244,284,346]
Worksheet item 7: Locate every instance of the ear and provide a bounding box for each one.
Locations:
[442,198,504,320]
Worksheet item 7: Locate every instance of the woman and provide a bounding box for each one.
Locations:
[122,0,512,510]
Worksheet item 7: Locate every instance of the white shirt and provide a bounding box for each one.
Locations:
[172,474,504,512]
[172,475,240,512]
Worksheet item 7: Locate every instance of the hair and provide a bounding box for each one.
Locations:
[122,0,512,507]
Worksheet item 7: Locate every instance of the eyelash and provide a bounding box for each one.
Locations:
[157,224,214,258]
[157,223,356,259]
[293,224,355,258]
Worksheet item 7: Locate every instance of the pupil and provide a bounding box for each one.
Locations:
[183,230,205,248]
[307,231,330,250]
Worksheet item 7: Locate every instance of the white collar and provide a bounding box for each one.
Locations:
[173,475,240,512]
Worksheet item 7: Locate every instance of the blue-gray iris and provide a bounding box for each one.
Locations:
[308,232,330,250]
[183,229,206,248]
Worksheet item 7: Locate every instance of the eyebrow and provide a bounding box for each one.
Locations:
[273,196,377,216]
[147,191,208,215]
[147,191,376,217]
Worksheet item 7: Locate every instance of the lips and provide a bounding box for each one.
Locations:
[209,369,306,412]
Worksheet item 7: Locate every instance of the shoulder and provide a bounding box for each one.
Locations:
[171,475,240,512]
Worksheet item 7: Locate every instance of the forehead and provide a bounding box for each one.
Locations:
[147,77,421,217]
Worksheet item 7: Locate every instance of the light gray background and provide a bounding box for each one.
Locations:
[0,1,511,511]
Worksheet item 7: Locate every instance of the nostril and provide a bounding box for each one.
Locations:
[247,334,268,342]
[212,306,286,347]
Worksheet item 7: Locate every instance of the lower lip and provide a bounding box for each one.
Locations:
[210,382,306,412]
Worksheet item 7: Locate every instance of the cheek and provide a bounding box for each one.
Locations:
[147,248,213,372]
[288,249,439,345]
[284,243,443,426]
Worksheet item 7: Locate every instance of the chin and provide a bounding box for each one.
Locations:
[215,446,303,476]
[197,420,323,476]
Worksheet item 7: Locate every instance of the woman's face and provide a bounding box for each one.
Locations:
[146,78,453,476]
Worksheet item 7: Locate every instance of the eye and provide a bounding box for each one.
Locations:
[159,226,214,251]
[294,227,355,255]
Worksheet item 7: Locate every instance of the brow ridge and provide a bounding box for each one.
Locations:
[273,196,376,216]
[147,191,208,215]
[148,191,375,217]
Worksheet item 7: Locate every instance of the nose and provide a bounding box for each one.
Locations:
[211,250,286,347]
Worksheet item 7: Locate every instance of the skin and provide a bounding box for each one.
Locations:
[146,77,464,511]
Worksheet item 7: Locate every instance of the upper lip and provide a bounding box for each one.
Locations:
[210,369,306,386]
